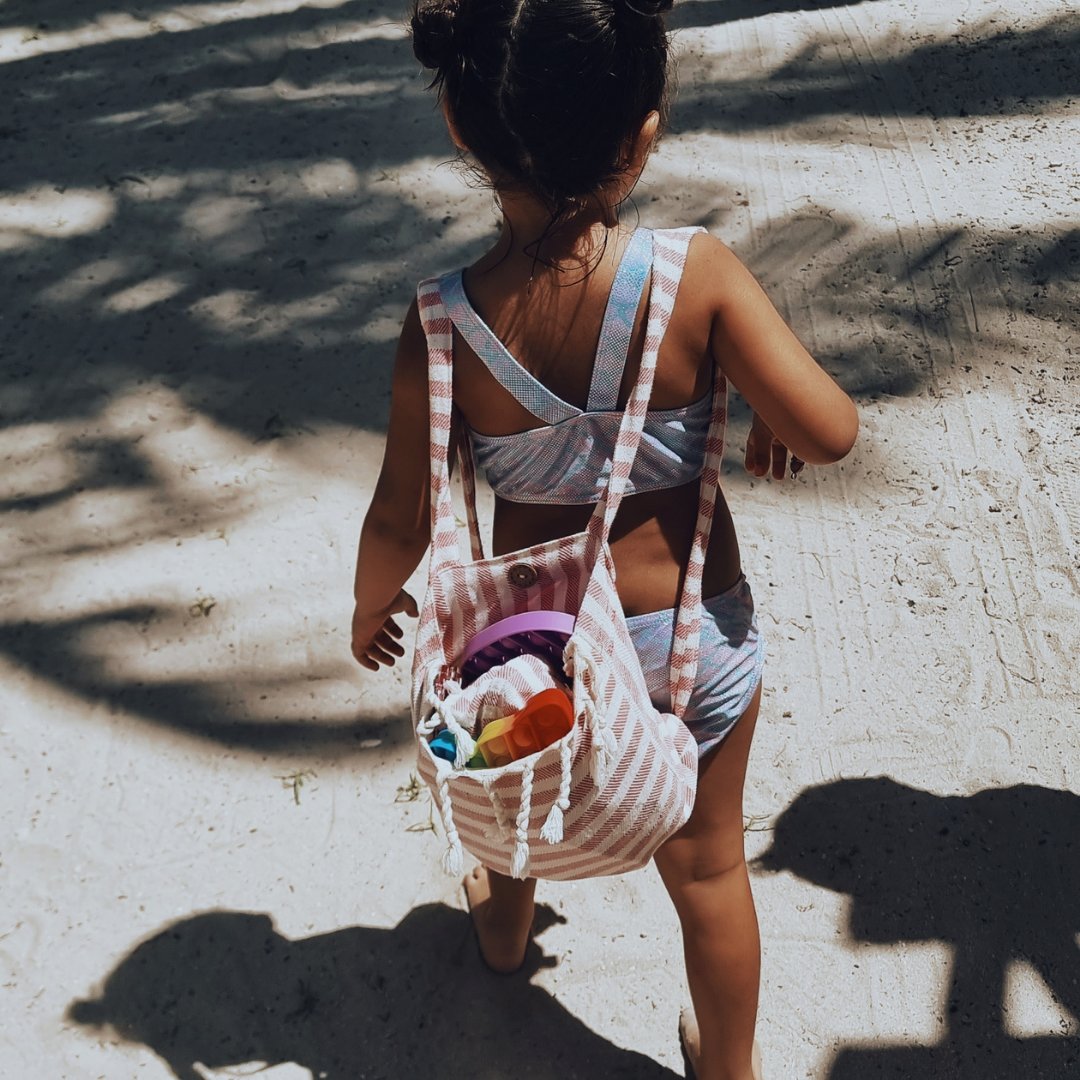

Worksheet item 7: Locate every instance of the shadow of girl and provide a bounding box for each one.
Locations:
[68,902,678,1080]
[759,777,1079,1079]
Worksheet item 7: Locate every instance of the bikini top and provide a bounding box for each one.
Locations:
[438,226,716,506]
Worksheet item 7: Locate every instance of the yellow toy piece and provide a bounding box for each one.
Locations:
[468,689,573,768]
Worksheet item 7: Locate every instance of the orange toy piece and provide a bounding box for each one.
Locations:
[468,689,574,768]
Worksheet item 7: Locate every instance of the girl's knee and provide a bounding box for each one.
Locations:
[657,844,751,920]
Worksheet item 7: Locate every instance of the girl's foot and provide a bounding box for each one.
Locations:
[462,865,534,974]
[679,1007,763,1080]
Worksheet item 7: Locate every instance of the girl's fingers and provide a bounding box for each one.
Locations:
[352,609,413,670]
[353,638,396,669]
[771,439,787,480]
[745,434,768,476]
[376,630,405,657]
[365,643,398,668]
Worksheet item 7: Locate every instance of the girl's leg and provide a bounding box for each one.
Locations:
[654,683,763,1080]
[463,864,537,974]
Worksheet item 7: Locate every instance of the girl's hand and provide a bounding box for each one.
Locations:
[351,590,419,671]
[745,412,804,480]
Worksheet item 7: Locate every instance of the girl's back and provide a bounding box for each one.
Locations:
[450,225,742,615]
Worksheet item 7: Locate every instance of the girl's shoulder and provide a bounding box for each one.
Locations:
[663,227,752,326]
[677,226,746,280]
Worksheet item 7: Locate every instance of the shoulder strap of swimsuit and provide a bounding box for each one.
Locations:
[586,227,698,555]
[585,227,653,412]
[439,271,581,426]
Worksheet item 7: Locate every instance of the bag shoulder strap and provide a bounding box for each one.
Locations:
[417,276,472,572]
[658,226,728,716]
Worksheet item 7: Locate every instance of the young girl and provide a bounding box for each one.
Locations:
[351,1,858,1076]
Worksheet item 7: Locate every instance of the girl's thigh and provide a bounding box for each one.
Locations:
[656,682,762,885]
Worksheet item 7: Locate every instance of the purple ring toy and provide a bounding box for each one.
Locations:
[459,610,576,687]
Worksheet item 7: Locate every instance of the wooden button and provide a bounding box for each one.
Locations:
[508,563,538,588]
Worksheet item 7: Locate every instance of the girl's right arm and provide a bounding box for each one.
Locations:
[351,299,432,669]
[700,236,859,466]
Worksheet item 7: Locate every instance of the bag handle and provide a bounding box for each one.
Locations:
[416,281,462,572]
[456,417,485,562]
[668,346,727,716]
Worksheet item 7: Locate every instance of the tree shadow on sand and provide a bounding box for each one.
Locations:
[68,902,679,1079]
[0,604,409,755]
[3,4,1076,753]
[671,11,1080,131]
[670,0,888,31]
[759,777,1080,1078]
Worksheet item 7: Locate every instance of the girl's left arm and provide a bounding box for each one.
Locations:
[351,299,432,670]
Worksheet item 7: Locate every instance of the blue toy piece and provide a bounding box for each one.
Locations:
[429,728,458,762]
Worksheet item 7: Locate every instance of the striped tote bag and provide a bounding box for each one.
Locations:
[412,227,725,880]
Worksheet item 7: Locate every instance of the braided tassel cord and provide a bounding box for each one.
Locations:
[540,737,574,845]
[436,772,464,876]
[510,761,535,879]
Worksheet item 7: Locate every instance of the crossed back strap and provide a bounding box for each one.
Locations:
[416,226,725,717]
[439,227,654,424]
[586,226,653,410]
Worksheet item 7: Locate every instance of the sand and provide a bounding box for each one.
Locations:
[1,0,1077,1077]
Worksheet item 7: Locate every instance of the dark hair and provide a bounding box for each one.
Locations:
[409,0,672,216]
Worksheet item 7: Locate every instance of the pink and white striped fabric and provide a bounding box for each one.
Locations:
[412,227,726,880]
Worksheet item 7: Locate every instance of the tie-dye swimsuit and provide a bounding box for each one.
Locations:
[439,227,764,755]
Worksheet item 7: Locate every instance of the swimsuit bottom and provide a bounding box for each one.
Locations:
[625,575,764,758]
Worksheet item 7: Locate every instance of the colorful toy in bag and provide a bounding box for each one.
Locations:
[412,227,720,881]
[426,687,574,769]
[468,688,574,768]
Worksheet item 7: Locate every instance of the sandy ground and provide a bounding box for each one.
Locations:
[1,0,1078,1077]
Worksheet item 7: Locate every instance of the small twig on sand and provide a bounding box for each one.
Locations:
[395,773,423,803]
[396,773,439,834]
[276,769,317,805]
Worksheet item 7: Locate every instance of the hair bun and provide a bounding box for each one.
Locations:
[410,0,460,69]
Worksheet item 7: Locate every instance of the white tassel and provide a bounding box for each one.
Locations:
[510,839,529,880]
[441,841,464,877]
[436,774,464,876]
[540,737,573,845]
[539,802,563,846]
[572,649,616,790]
[441,843,463,877]
[510,761,534,879]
